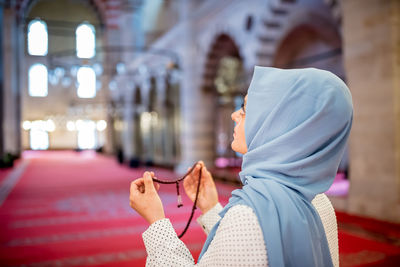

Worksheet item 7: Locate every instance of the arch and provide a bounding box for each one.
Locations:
[272,12,349,197]
[201,34,242,93]
[255,0,341,66]
[273,19,342,71]
[201,33,245,174]
[19,0,106,28]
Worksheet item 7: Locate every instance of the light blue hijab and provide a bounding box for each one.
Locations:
[198,66,353,266]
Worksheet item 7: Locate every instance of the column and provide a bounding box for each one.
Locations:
[2,8,21,156]
[175,0,216,173]
[343,0,400,222]
[0,3,4,156]
[122,84,135,164]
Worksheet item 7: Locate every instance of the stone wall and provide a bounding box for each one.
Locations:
[343,0,400,222]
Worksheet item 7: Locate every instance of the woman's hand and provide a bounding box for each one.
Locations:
[183,161,219,214]
[130,171,165,225]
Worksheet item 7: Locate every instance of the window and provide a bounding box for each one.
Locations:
[29,120,50,150]
[76,23,95,58]
[76,120,96,149]
[29,63,48,97]
[27,19,48,56]
[30,129,49,150]
[77,66,96,98]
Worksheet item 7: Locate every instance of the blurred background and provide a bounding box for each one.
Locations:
[0,0,399,266]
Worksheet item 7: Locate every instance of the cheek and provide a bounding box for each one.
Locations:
[238,121,246,139]
[239,120,248,150]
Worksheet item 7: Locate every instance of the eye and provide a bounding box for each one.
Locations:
[240,103,246,114]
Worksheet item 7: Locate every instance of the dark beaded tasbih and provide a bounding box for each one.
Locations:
[151,163,202,239]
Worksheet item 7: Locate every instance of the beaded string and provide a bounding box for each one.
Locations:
[151,163,202,239]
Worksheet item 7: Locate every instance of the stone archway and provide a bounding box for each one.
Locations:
[202,34,242,93]
[273,21,343,74]
[15,0,113,28]
[255,0,342,67]
[255,0,349,196]
[201,34,246,177]
[273,17,349,201]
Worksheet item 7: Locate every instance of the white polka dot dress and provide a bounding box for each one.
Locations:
[142,194,338,266]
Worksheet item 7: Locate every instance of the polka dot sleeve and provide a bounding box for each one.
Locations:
[142,218,195,266]
[141,205,268,266]
[196,202,223,235]
[141,194,337,267]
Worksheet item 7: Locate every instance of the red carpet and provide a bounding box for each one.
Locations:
[0,151,233,266]
[337,212,400,266]
[0,151,399,266]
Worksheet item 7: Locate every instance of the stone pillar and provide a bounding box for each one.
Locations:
[103,23,122,154]
[0,3,4,156]
[162,74,178,166]
[122,84,135,163]
[153,75,166,165]
[2,8,21,155]
[175,0,216,173]
[343,0,400,222]
[116,3,145,161]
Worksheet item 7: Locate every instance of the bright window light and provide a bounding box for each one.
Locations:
[27,19,48,56]
[77,66,96,98]
[76,23,95,59]
[22,121,31,130]
[30,129,49,150]
[77,120,96,149]
[31,120,46,130]
[96,120,107,131]
[29,63,48,97]
[66,121,76,131]
[140,112,152,133]
[45,119,56,132]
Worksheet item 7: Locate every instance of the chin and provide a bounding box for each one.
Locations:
[231,141,246,155]
[231,141,240,154]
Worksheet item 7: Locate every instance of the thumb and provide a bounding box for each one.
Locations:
[143,172,156,193]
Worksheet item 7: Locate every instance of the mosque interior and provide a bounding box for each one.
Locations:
[0,0,399,266]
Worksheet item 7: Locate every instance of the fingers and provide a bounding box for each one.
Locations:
[131,178,143,193]
[132,171,159,194]
[202,165,214,184]
[196,161,209,179]
[194,163,201,177]
[147,172,160,191]
[130,181,139,195]
[143,171,156,193]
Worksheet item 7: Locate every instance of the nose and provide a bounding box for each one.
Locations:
[231,110,239,122]
[231,110,236,121]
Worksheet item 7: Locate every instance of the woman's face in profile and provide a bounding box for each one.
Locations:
[231,94,248,154]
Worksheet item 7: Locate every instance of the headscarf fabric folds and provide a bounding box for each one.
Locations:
[198,66,353,267]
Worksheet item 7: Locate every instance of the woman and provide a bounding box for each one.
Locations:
[130,66,353,266]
